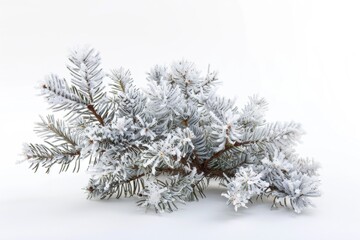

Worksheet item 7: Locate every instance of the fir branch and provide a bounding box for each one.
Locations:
[108,68,133,94]
[67,47,105,103]
[67,47,106,125]
[203,140,255,173]
[35,115,79,146]
[41,74,89,111]
[23,47,320,215]
[41,74,105,125]
[86,174,145,199]
[24,143,81,173]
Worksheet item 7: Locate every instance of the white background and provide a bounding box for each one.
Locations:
[1,0,360,239]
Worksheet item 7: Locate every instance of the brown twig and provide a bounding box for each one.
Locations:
[87,104,105,126]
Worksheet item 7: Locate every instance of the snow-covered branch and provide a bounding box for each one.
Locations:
[23,47,320,215]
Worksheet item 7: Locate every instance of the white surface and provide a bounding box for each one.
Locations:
[1,0,359,239]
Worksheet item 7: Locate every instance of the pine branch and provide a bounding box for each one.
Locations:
[67,47,106,125]
[41,74,89,111]
[203,140,254,173]
[24,143,81,173]
[23,47,320,215]
[67,48,105,103]
[41,74,105,125]
[35,115,79,147]
[108,68,133,94]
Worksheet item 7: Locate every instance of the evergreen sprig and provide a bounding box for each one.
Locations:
[23,47,320,214]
